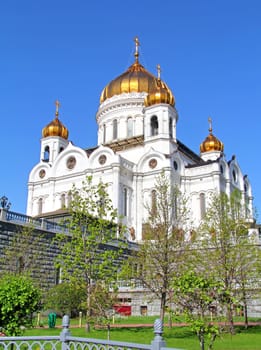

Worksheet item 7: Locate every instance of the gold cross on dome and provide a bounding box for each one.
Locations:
[134,36,140,62]
[208,116,213,133]
[157,64,161,80]
[55,100,60,117]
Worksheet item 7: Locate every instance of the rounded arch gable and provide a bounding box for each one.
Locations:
[28,163,50,182]
[243,175,252,197]
[52,145,89,177]
[137,150,166,173]
[219,158,229,179]
[89,145,118,168]
[229,158,244,190]
[172,152,185,175]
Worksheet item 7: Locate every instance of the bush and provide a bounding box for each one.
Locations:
[44,282,86,317]
[0,273,41,335]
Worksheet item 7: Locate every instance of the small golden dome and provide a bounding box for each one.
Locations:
[144,64,175,107]
[42,101,69,140]
[200,118,224,153]
[100,38,174,107]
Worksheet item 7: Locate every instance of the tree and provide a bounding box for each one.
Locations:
[233,229,261,328]
[197,191,260,333]
[0,274,41,335]
[123,171,193,321]
[172,271,223,350]
[55,176,125,331]
[90,282,118,340]
[44,282,87,317]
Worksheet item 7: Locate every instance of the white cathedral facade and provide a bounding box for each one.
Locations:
[27,39,254,241]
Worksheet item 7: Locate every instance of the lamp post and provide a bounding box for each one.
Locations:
[0,196,11,210]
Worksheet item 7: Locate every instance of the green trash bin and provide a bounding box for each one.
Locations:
[48,313,57,328]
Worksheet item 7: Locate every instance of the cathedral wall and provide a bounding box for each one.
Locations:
[0,221,60,291]
[114,144,144,164]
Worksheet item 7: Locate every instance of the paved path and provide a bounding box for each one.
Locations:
[95,321,261,328]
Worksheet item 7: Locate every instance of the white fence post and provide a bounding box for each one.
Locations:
[60,315,71,350]
[151,319,166,350]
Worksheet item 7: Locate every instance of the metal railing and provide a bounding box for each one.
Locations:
[0,315,182,350]
[0,209,68,234]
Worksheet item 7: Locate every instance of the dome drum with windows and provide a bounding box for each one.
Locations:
[100,37,175,107]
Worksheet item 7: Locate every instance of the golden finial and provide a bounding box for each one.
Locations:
[134,36,140,62]
[55,100,60,118]
[157,64,161,80]
[208,116,213,133]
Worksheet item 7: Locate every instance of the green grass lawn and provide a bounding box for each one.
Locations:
[25,316,261,350]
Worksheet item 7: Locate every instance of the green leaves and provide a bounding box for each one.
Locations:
[0,274,41,335]
[123,171,193,321]
[55,176,126,329]
[172,271,221,350]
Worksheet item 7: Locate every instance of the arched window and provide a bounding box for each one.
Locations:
[61,194,66,208]
[123,188,128,216]
[44,146,50,162]
[151,116,158,136]
[169,117,173,138]
[151,190,157,216]
[127,117,133,137]
[38,198,43,215]
[103,124,106,144]
[200,193,206,219]
[59,147,64,153]
[113,119,118,140]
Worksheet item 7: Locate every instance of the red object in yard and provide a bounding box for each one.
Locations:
[0,332,5,337]
[113,304,131,316]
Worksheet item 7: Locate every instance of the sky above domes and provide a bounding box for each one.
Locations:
[1,0,260,220]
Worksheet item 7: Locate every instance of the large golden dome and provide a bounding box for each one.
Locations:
[42,101,69,140]
[100,38,175,106]
[200,118,224,153]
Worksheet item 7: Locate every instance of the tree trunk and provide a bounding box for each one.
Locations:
[160,291,166,322]
[240,281,249,329]
[107,324,111,340]
[243,299,248,329]
[86,284,91,332]
[197,331,205,350]
[226,303,235,335]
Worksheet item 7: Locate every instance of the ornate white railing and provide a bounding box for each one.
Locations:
[0,315,182,350]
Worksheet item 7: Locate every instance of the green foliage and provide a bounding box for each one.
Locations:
[172,271,222,350]
[0,274,41,335]
[197,190,261,331]
[123,171,193,321]
[90,282,117,321]
[89,282,118,339]
[55,176,126,329]
[44,282,87,317]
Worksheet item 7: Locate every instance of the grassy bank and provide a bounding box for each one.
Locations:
[25,316,261,350]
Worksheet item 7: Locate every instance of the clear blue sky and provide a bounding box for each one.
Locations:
[0,1,260,220]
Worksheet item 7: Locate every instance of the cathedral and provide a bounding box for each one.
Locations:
[26,38,254,241]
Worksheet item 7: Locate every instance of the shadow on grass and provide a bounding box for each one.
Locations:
[235,325,261,334]
[164,327,195,339]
